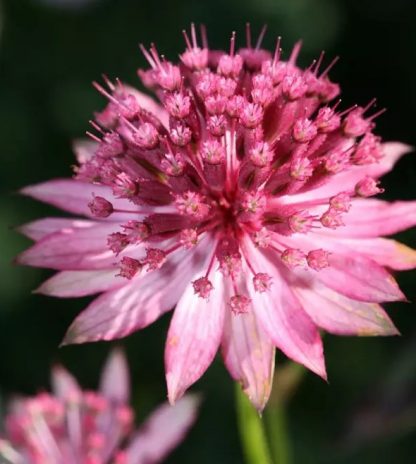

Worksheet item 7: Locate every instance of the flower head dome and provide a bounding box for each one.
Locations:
[0,350,199,464]
[18,25,416,411]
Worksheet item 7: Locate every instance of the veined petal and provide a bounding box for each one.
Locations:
[125,395,200,464]
[35,269,120,297]
[165,269,225,404]
[20,179,140,219]
[277,232,407,302]
[294,280,399,336]
[243,238,326,379]
[63,237,212,344]
[281,143,413,205]
[318,236,416,271]
[16,223,122,270]
[326,199,416,237]
[221,302,275,412]
[99,348,130,404]
[17,217,96,242]
[315,253,405,302]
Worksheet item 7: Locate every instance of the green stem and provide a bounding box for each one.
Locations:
[265,362,306,464]
[235,383,273,464]
[265,401,291,464]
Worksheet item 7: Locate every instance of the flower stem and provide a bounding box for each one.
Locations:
[265,400,291,464]
[265,362,306,464]
[235,384,273,464]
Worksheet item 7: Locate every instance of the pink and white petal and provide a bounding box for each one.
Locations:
[100,348,130,404]
[242,238,326,379]
[127,86,169,128]
[73,139,98,164]
[63,236,213,344]
[319,236,416,271]
[35,269,120,297]
[275,232,406,302]
[374,142,413,177]
[281,143,412,205]
[51,365,82,399]
[221,304,275,412]
[16,222,122,270]
[294,280,399,336]
[165,268,225,404]
[17,217,95,242]
[20,179,140,219]
[124,395,200,464]
[326,199,416,238]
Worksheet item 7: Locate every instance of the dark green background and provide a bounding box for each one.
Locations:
[0,0,415,462]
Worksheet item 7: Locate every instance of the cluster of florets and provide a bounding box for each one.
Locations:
[77,24,386,314]
[0,390,133,464]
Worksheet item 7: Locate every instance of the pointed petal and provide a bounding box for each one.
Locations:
[63,237,213,344]
[100,348,130,404]
[221,306,275,412]
[242,238,326,379]
[17,217,95,241]
[315,253,405,302]
[16,222,122,270]
[20,179,140,219]
[329,199,416,237]
[165,270,225,404]
[276,232,407,303]
[377,142,413,175]
[35,269,120,297]
[51,365,81,399]
[281,142,413,205]
[73,139,97,164]
[125,395,200,464]
[320,236,416,271]
[294,280,399,336]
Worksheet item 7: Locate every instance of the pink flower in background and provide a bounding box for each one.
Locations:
[0,350,199,464]
[18,25,416,411]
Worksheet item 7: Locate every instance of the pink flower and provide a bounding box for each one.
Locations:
[18,25,416,411]
[0,350,199,464]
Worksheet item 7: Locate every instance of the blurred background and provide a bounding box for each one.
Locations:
[0,0,415,462]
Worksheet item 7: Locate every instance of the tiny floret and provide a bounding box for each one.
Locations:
[88,195,114,217]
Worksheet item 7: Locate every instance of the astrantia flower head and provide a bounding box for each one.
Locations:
[18,25,416,411]
[0,350,199,464]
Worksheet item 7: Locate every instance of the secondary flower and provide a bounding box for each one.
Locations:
[0,350,199,464]
[18,25,416,411]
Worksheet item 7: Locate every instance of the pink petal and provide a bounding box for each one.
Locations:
[165,269,225,404]
[326,199,416,237]
[375,142,413,176]
[35,269,120,297]
[294,280,399,336]
[17,217,95,241]
[242,238,326,379]
[51,365,81,399]
[320,236,416,271]
[125,395,200,464]
[73,139,97,164]
[281,142,413,205]
[127,86,169,128]
[16,222,122,270]
[20,179,139,219]
[315,253,405,302]
[63,238,213,344]
[221,304,275,412]
[100,348,130,404]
